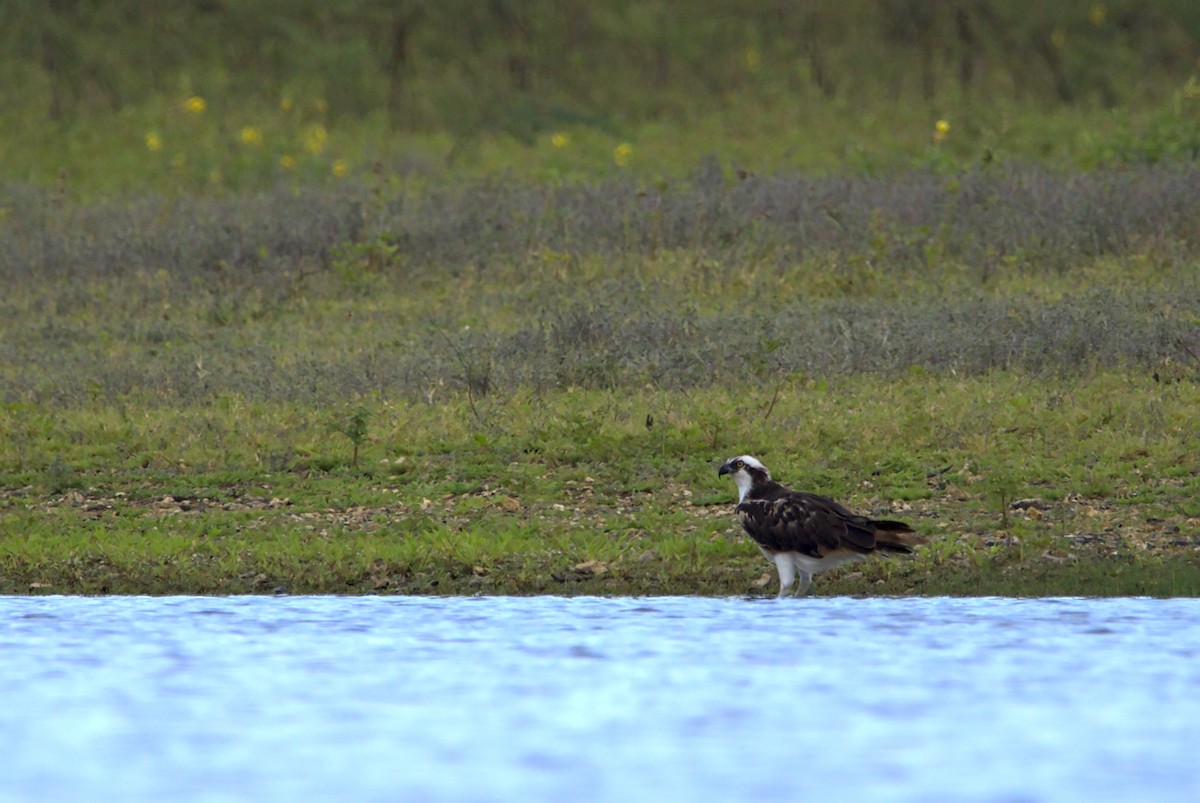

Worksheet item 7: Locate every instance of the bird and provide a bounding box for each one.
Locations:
[718,454,923,597]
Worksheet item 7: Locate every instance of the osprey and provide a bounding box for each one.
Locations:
[718,455,922,597]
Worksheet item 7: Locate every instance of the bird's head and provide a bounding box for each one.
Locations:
[718,455,770,503]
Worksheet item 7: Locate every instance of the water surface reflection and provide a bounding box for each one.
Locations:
[1,596,1197,802]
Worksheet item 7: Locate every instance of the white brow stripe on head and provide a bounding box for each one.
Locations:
[731,455,768,474]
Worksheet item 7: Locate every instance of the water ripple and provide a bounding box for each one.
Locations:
[0,595,1198,802]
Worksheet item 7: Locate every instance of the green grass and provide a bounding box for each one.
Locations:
[2,372,1198,596]
[8,1,1200,198]
[10,92,1200,200]
[3,168,1199,596]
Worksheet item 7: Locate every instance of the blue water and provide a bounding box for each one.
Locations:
[1,596,1198,802]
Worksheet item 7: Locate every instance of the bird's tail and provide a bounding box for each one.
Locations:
[872,519,925,553]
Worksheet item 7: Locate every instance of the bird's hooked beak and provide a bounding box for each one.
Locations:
[717,462,735,477]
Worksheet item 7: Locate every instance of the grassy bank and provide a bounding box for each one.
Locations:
[1,373,1198,596]
[2,166,1198,595]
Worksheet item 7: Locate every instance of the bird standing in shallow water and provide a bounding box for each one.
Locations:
[718,455,923,597]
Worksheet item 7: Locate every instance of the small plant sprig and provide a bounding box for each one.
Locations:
[329,406,371,468]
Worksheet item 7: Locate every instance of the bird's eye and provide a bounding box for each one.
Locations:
[734,460,744,469]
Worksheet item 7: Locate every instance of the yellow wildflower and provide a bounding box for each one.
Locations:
[551,132,569,149]
[331,159,348,178]
[744,46,761,73]
[614,142,632,167]
[279,154,296,170]
[183,96,206,114]
[933,119,950,144]
[303,124,328,155]
[281,96,294,112]
[1089,4,1107,26]
[239,126,263,147]
[144,132,162,152]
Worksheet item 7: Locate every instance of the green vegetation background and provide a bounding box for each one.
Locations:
[2,1,1199,595]
[8,0,1200,193]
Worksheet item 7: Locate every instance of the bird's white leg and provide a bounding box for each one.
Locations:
[792,570,813,597]
[790,555,814,597]
[772,553,796,598]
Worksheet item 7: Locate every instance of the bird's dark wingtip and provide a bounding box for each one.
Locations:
[872,519,915,533]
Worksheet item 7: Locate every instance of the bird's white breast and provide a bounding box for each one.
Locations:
[733,472,754,503]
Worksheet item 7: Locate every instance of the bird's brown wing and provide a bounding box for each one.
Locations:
[735,492,877,557]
